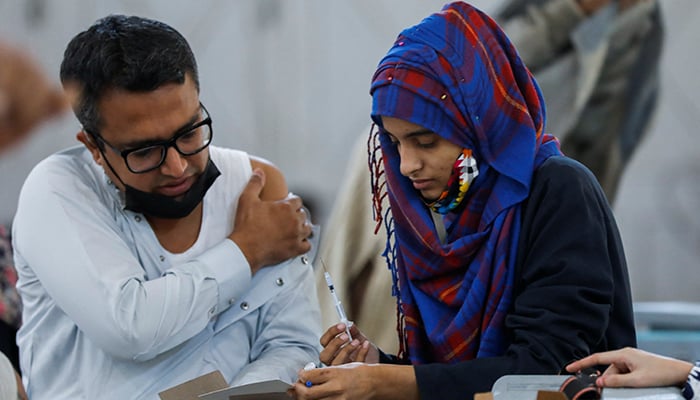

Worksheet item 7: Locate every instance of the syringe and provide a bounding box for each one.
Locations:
[320,259,353,341]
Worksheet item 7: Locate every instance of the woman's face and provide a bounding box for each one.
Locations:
[380,116,462,201]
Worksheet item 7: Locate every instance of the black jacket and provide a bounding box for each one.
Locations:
[401,156,636,399]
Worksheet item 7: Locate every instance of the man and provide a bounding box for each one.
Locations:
[12,15,320,399]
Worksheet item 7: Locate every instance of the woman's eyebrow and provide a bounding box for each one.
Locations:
[381,127,433,138]
[405,129,434,139]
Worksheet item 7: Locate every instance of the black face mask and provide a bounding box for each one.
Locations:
[93,129,222,219]
[92,151,219,220]
[120,159,221,219]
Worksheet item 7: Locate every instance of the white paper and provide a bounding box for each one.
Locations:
[198,379,292,400]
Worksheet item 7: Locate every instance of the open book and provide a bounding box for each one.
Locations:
[158,371,292,400]
[486,375,683,400]
[199,379,292,400]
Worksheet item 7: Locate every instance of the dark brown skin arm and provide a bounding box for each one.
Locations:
[228,156,312,274]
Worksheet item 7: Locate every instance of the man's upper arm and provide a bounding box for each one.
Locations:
[250,156,288,201]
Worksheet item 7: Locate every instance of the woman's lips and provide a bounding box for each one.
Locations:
[411,179,433,191]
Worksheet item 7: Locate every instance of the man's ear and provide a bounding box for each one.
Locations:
[76,130,103,165]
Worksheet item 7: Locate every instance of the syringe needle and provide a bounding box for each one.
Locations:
[320,259,353,341]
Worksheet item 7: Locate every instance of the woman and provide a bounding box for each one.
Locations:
[567,348,700,399]
[291,2,636,399]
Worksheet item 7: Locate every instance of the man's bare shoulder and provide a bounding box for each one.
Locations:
[249,155,288,201]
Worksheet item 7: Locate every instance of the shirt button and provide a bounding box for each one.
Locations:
[275,278,284,287]
[208,306,216,315]
[135,216,142,222]
[240,301,249,311]
[301,256,309,265]
[159,255,165,262]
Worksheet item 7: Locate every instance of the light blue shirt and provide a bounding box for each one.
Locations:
[12,146,321,399]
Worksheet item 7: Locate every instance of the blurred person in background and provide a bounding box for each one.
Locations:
[0,39,67,400]
[0,41,67,151]
[497,0,663,203]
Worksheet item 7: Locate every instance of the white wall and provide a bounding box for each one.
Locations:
[614,1,700,302]
[0,0,468,226]
[0,1,697,302]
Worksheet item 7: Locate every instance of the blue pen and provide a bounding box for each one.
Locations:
[303,362,316,388]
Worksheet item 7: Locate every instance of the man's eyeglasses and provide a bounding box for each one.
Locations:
[87,103,213,174]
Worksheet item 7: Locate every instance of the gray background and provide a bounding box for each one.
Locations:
[0,0,697,304]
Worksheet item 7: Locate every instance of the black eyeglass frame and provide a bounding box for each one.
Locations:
[86,102,213,174]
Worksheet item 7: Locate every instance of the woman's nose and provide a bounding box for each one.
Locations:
[398,146,421,177]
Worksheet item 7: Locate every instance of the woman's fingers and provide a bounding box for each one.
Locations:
[319,333,352,365]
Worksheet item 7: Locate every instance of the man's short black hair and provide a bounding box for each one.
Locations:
[60,14,199,133]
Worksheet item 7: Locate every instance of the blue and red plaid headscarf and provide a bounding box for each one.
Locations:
[369,2,561,364]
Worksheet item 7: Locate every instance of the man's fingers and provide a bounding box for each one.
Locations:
[300,220,313,239]
[298,206,309,224]
[240,169,266,202]
[283,192,304,211]
[232,181,314,271]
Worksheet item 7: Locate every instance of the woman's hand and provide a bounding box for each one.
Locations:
[319,323,380,366]
[566,347,693,388]
[288,363,419,400]
[289,362,374,400]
